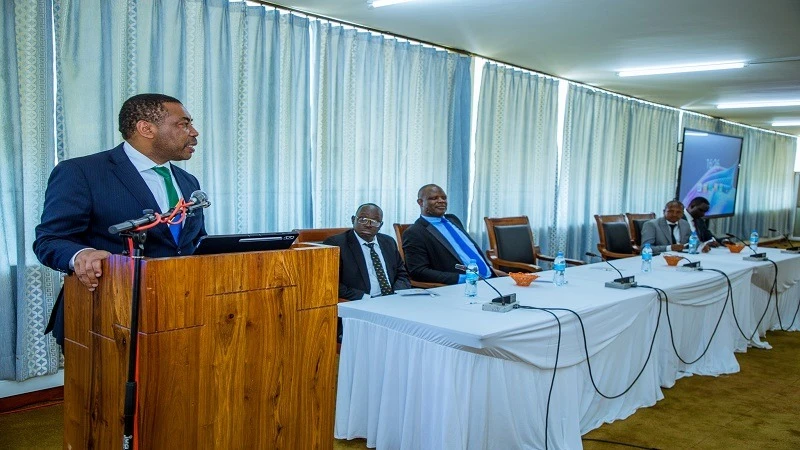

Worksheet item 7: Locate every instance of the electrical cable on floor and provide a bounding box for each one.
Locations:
[581,437,661,449]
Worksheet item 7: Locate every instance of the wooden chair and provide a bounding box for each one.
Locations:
[594,214,637,260]
[625,212,656,251]
[484,216,584,273]
[393,223,445,289]
[292,227,351,244]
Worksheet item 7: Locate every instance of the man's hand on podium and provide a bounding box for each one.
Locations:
[74,249,111,291]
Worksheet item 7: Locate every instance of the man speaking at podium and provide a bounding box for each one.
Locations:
[33,93,207,347]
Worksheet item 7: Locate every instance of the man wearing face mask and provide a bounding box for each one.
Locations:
[323,203,411,301]
[402,184,496,285]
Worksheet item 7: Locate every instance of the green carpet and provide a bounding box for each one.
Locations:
[2,331,798,449]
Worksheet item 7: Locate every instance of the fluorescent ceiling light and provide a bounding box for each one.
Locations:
[371,0,417,7]
[772,120,800,127]
[617,61,746,77]
[717,100,800,109]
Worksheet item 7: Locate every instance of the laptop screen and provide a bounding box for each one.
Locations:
[192,232,299,255]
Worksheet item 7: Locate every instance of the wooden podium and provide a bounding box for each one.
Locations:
[62,244,339,449]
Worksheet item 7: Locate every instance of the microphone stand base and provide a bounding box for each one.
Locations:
[781,248,800,254]
[678,262,702,272]
[604,281,637,289]
[482,300,518,313]
[743,254,768,261]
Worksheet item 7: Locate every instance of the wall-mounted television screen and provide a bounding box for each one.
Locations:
[676,128,744,219]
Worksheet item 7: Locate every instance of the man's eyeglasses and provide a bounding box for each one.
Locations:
[355,217,383,227]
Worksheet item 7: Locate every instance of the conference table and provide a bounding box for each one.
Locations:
[334,247,800,450]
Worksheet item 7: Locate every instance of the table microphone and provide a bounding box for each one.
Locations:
[725,233,767,261]
[454,264,517,312]
[585,252,637,289]
[675,255,702,271]
[768,228,799,254]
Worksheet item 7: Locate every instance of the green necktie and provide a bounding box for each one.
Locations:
[152,165,181,243]
[152,166,179,208]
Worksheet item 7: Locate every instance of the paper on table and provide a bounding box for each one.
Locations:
[396,288,439,297]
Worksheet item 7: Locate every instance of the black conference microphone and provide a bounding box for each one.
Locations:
[585,252,637,289]
[109,190,211,235]
[769,228,799,254]
[725,232,767,261]
[674,255,702,271]
[455,264,517,312]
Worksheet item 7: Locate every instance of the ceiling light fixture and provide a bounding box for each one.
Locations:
[772,120,800,127]
[717,100,800,109]
[371,0,418,7]
[617,61,746,77]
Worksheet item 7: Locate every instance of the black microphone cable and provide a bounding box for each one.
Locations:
[512,305,562,450]
[701,267,768,342]
[765,259,800,331]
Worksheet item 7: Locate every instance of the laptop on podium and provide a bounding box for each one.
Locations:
[193,231,299,255]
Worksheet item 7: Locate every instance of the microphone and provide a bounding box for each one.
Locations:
[455,264,517,312]
[725,233,767,261]
[109,191,211,235]
[769,228,799,254]
[585,252,637,289]
[675,255,702,271]
[186,190,211,215]
[109,209,158,235]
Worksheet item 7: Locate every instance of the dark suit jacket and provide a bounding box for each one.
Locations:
[323,230,411,301]
[33,144,207,344]
[402,214,492,285]
[685,211,715,242]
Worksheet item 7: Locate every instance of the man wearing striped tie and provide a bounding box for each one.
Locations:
[402,184,498,285]
[324,203,412,301]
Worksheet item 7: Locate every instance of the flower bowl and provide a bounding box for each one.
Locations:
[725,242,746,253]
[663,254,682,266]
[509,272,539,286]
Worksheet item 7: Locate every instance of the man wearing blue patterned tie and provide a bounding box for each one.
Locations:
[402,184,498,285]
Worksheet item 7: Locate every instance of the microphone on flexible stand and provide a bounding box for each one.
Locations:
[674,255,702,271]
[455,264,517,312]
[585,252,637,289]
[769,228,799,254]
[109,190,211,235]
[725,232,767,261]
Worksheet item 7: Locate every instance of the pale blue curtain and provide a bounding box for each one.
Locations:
[557,86,632,260]
[710,124,797,238]
[468,64,560,255]
[681,111,722,135]
[0,0,61,381]
[622,103,681,212]
[557,86,681,260]
[311,22,472,228]
[55,0,311,233]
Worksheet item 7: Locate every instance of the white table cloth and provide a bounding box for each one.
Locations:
[335,247,800,449]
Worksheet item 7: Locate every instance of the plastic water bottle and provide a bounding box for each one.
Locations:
[688,231,699,254]
[464,259,478,297]
[641,243,653,273]
[553,252,567,286]
[749,229,759,252]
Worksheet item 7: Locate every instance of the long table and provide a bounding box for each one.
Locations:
[334,247,800,449]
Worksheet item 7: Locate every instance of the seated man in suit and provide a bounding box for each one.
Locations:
[34,93,207,348]
[641,200,693,255]
[684,196,720,247]
[402,184,496,285]
[323,203,411,300]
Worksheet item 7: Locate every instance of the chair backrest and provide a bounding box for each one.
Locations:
[625,212,656,247]
[484,216,537,270]
[393,223,412,262]
[292,227,351,244]
[594,214,635,258]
